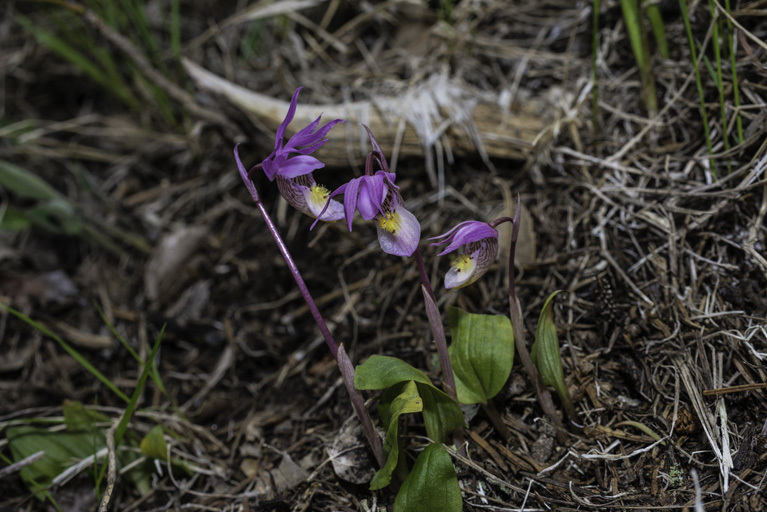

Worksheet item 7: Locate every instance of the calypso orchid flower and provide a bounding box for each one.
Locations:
[312,126,420,257]
[430,220,499,289]
[259,87,345,222]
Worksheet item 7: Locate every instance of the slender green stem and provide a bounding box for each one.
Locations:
[170,0,181,61]
[645,2,669,59]
[709,0,731,174]
[592,0,601,133]
[723,0,744,144]
[621,0,657,113]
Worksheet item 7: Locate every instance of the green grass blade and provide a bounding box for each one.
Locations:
[645,2,669,59]
[90,46,141,110]
[709,0,731,173]
[621,0,647,70]
[118,0,161,59]
[92,0,118,27]
[592,0,601,133]
[171,0,181,60]
[1,305,131,404]
[16,15,109,90]
[115,325,165,447]
[723,0,744,144]
[679,0,715,176]
[95,325,165,489]
[0,160,61,201]
[95,305,173,404]
[17,13,139,110]
[620,0,657,113]
[138,72,178,127]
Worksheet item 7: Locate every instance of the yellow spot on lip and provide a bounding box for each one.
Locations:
[308,185,330,207]
[377,211,401,234]
[451,254,474,273]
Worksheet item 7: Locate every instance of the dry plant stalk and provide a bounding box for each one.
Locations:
[183,59,548,166]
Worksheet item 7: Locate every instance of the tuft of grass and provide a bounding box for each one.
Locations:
[708,0,731,174]
[722,0,744,144]
[16,13,140,110]
[94,324,165,496]
[620,0,658,114]
[18,1,181,128]
[679,0,715,176]
[2,304,168,504]
[592,0,601,132]
[645,1,669,60]
[170,0,181,60]
[0,159,151,254]
[2,306,132,403]
[96,306,178,411]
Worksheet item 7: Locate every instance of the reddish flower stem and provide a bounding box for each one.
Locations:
[413,247,466,453]
[235,145,385,467]
[413,247,457,401]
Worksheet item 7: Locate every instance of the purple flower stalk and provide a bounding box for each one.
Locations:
[260,87,345,222]
[313,126,421,257]
[235,142,386,468]
[430,220,500,289]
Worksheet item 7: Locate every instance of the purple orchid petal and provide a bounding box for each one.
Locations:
[430,220,498,255]
[310,182,348,230]
[304,189,345,221]
[261,150,285,181]
[357,175,387,220]
[275,175,311,216]
[429,220,485,242]
[379,171,399,190]
[444,237,499,289]
[260,88,343,184]
[363,124,389,173]
[285,116,322,149]
[288,117,343,151]
[275,87,302,146]
[341,178,362,231]
[276,155,325,178]
[376,204,421,257]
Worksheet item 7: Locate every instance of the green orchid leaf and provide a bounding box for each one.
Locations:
[63,400,111,433]
[448,308,514,405]
[7,426,106,498]
[27,198,83,235]
[531,290,576,420]
[0,160,61,201]
[370,381,423,490]
[355,355,464,451]
[394,443,462,512]
[140,425,168,460]
[0,207,32,231]
[355,355,433,390]
[417,383,465,445]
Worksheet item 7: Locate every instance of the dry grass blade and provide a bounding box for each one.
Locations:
[675,357,731,493]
